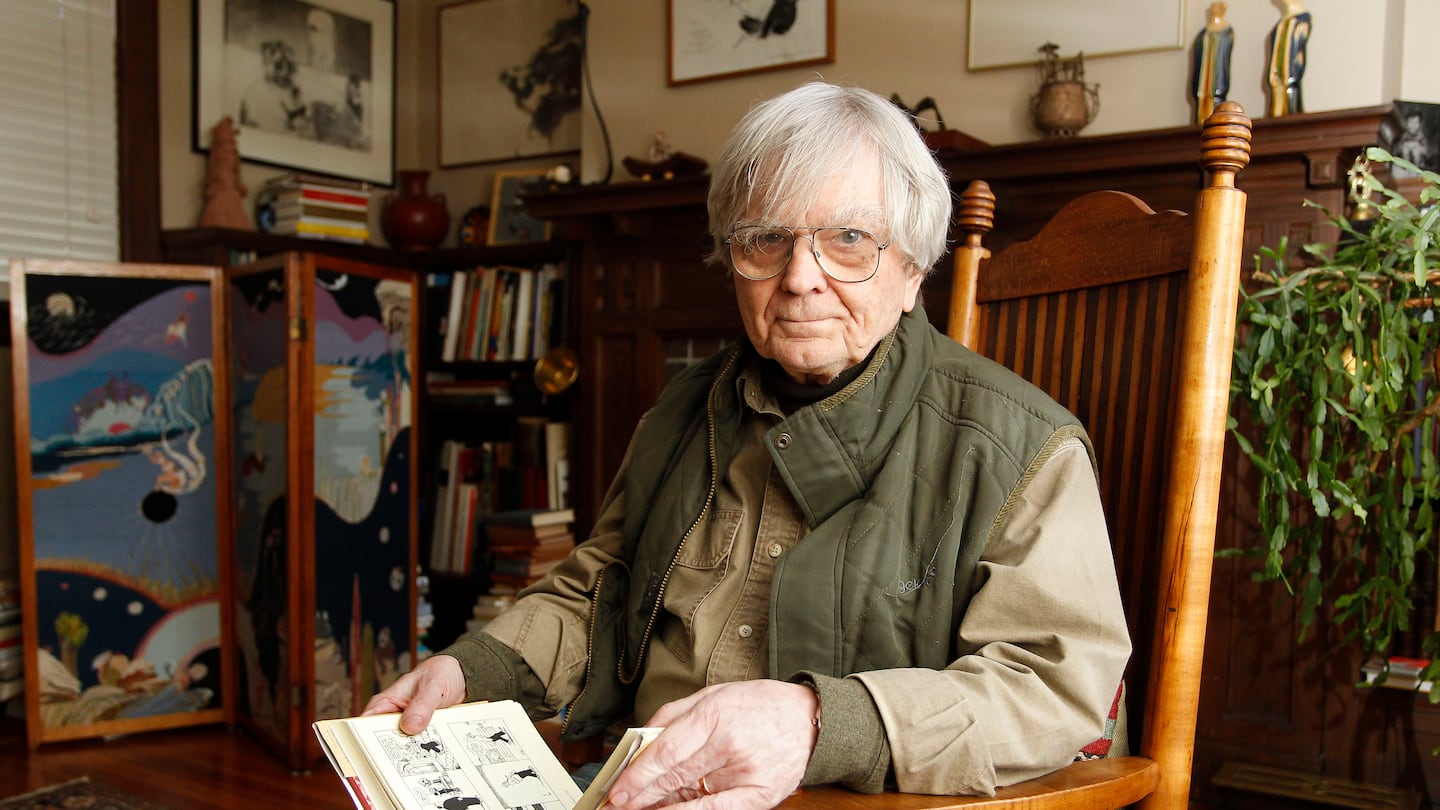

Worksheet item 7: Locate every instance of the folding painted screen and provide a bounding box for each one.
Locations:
[9,259,232,746]
[229,253,417,769]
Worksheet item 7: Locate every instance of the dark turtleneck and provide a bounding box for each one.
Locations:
[759,349,874,415]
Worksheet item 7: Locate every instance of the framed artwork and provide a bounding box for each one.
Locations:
[967,0,1185,70]
[438,0,583,167]
[668,0,834,86]
[193,0,396,185]
[488,170,552,246]
[10,259,234,746]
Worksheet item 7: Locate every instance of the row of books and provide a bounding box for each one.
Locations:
[0,577,20,703]
[428,420,570,576]
[255,172,374,244]
[425,373,515,407]
[438,264,566,363]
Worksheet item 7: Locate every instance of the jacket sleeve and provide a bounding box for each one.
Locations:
[852,438,1132,796]
[445,424,641,717]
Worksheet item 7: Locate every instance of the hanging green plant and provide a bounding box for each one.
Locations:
[1229,146,1440,695]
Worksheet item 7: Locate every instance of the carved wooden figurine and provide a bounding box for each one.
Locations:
[199,116,254,230]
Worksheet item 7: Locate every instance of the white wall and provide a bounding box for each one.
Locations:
[159,0,1432,242]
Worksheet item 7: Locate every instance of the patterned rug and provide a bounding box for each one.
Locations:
[0,778,170,810]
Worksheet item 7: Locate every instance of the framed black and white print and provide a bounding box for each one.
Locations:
[437,0,584,167]
[668,0,834,86]
[193,0,395,185]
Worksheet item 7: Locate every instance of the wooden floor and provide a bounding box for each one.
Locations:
[0,717,352,808]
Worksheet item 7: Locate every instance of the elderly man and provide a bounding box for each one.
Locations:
[366,81,1129,809]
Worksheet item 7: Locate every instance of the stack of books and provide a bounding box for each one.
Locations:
[427,423,569,576]
[465,592,516,635]
[0,577,20,703]
[486,508,575,591]
[1360,655,1434,693]
[256,172,373,244]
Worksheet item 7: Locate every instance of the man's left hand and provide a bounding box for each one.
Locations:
[602,679,819,809]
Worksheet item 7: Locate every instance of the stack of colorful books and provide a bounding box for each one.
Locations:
[485,508,575,591]
[256,172,373,244]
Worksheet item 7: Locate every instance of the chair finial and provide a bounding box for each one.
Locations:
[955,180,996,247]
[1200,101,1252,188]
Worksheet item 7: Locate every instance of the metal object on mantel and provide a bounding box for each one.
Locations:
[1031,43,1100,138]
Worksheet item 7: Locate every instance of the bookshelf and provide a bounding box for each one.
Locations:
[162,228,575,654]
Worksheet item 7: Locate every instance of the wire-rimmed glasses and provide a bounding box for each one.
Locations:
[724,225,891,283]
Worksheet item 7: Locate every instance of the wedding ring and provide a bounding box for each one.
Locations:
[700,775,713,795]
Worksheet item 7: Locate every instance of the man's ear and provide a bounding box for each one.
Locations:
[901,267,925,312]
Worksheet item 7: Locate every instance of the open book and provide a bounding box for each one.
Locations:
[314,699,660,810]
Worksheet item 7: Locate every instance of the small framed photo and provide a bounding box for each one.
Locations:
[192,0,396,185]
[668,0,834,86]
[487,170,552,246]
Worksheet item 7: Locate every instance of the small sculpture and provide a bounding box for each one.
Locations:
[891,93,986,151]
[1190,3,1234,125]
[1030,43,1099,138]
[1266,0,1311,117]
[199,116,255,230]
[622,131,707,181]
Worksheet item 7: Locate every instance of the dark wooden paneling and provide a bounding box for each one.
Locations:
[117,0,161,262]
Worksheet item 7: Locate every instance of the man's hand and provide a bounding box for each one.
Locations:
[361,653,466,735]
[603,679,819,809]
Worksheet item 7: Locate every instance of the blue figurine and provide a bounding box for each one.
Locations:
[1190,2,1234,125]
[1266,0,1312,117]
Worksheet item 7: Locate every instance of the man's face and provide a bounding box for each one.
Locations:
[731,152,923,385]
[306,10,336,72]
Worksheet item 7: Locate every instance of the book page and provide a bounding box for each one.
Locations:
[573,727,663,810]
[315,720,388,810]
[339,700,582,810]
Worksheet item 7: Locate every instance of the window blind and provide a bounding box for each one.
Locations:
[0,0,119,282]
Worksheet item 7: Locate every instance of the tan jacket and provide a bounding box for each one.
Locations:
[472,314,1129,795]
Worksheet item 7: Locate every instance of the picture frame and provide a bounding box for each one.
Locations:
[192,0,396,186]
[668,0,834,86]
[488,170,552,246]
[438,0,583,167]
[967,0,1185,70]
[10,259,234,747]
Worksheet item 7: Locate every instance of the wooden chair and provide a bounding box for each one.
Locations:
[779,102,1252,809]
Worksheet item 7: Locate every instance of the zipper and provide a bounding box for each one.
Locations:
[561,562,612,738]
[562,346,741,726]
[620,347,738,686]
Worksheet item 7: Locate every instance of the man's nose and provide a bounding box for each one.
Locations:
[781,236,828,287]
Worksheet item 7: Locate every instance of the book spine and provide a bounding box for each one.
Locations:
[293,220,370,239]
[264,170,373,192]
[275,214,373,232]
[441,271,469,363]
[271,203,371,221]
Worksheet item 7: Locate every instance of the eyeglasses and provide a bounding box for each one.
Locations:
[724,225,891,283]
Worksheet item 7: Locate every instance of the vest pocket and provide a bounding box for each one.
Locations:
[657,508,742,660]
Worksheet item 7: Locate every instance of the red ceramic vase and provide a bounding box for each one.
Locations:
[382,170,450,250]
